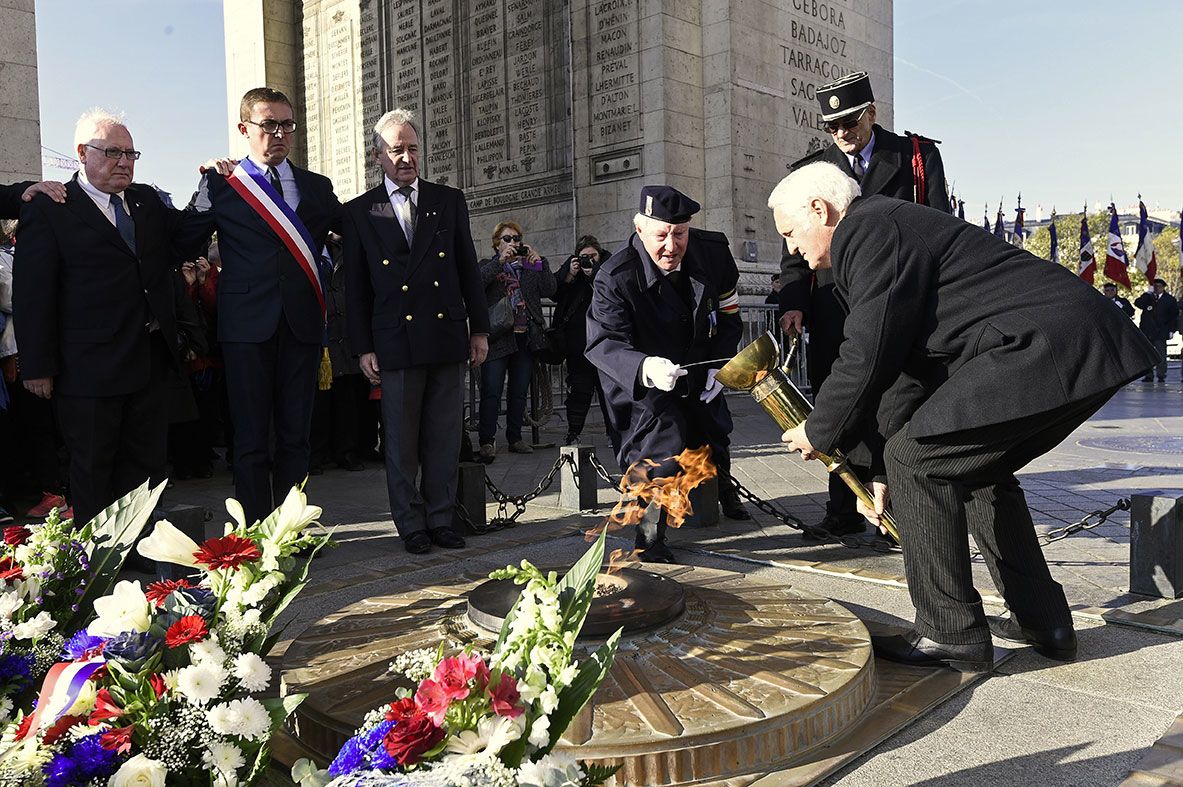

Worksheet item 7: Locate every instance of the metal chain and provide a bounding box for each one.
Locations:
[587,452,622,487]
[479,454,573,529]
[1041,498,1130,544]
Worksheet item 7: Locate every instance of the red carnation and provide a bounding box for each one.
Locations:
[194,534,261,571]
[382,714,444,766]
[88,688,123,724]
[100,724,134,754]
[145,578,193,607]
[0,556,23,582]
[42,714,85,745]
[383,697,418,723]
[3,526,30,546]
[165,615,209,649]
[149,672,167,699]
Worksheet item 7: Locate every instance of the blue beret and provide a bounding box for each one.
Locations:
[639,185,700,224]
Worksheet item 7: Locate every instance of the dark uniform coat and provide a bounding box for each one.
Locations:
[1133,290,1179,343]
[0,183,32,219]
[343,179,489,370]
[586,230,741,468]
[804,195,1158,455]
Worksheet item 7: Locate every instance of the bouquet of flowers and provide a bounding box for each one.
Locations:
[293,530,621,787]
[0,485,330,786]
[0,482,167,725]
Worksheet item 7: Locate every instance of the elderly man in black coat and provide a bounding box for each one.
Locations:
[1133,278,1179,382]
[773,162,1157,671]
[586,186,745,563]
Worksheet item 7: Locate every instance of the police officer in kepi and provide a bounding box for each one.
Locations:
[587,186,748,563]
[779,70,950,541]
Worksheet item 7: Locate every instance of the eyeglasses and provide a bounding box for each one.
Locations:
[85,145,141,161]
[245,119,298,135]
[499,234,523,243]
[822,108,867,134]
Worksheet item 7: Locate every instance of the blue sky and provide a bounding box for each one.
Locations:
[35,0,1183,215]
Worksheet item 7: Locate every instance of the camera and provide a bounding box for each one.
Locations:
[578,254,596,270]
[514,244,530,257]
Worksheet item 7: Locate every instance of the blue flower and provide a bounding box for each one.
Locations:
[173,586,217,615]
[328,720,399,777]
[103,630,162,667]
[43,734,122,787]
[61,631,106,660]
[0,652,33,683]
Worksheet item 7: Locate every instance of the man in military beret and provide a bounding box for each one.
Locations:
[778,70,950,542]
[587,185,747,563]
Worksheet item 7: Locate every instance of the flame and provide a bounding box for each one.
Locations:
[604,547,644,576]
[587,445,717,547]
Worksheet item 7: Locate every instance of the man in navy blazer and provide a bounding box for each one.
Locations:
[15,110,212,528]
[343,109,489,555]
[191,87,341,525]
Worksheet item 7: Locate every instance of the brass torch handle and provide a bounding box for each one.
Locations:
[832,461,900,543]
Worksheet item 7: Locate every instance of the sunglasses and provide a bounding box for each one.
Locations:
[499,234,523,243]
[822,108,867,134]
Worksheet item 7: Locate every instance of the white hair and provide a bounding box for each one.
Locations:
[372,108,419,151]
[767,162,861,220]
[73,107,127,149]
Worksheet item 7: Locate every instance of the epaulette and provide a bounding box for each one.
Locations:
[789,148,826,171]
[689,227,729,246]
[903,131,942,145]
[601,244,640,275]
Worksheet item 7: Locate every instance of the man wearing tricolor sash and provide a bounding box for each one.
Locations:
[586,186,748,563]
[190,87,341,525]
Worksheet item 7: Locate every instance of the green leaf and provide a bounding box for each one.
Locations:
[581,762,623,787]
[538,628,621,757]
[552,528,607,638]
[262,693,307,728]
[260,536,331,635]
[69,481,167,634]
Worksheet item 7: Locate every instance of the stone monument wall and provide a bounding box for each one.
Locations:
[0,0,42,183]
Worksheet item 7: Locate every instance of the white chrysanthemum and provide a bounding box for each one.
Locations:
[189,635,227,666]
[207,697,271,741]
[203,740,246,774]
[176,663,225,705]
[528,714,551,748]
[232,652,271,692]
[0,591,22,621]
[517,751,585,787]
[11,610,55,641]
[65,679,98,717]
[3,737,52,772]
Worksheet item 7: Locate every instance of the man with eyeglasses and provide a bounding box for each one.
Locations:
[778,70,950,544]
[190,86,342,525]
[12,109,213,530]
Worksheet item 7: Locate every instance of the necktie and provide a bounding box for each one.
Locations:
[268,166,285,200]
[397,185,416,244]
[110,194,136,253]
[851,155,865,182]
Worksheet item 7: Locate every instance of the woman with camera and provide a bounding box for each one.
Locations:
[552,235,611,445]
[477,221,556,462]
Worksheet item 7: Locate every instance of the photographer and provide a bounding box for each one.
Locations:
[553,235,611,445]
[477,221,556,461]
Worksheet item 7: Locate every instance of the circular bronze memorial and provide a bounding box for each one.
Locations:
[281,565,876,785]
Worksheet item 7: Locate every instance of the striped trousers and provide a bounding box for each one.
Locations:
[883,388,1117,645]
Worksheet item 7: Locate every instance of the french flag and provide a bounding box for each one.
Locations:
[1078,212,1096,283]
[1133,199,1157,282]
[1103,203,1132,288]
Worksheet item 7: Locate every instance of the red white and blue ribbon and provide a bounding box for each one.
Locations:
[21,658,105,736]
[225,158,325,314]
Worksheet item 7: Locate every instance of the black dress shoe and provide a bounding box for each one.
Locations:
[403,531,432,555]
[336,454,365,472]
[803,514,866,541]
[871,629,993,672]
[428,528,466,549]
[987,613,1077,661]
[638,542,678,564]
[720,498,752,521]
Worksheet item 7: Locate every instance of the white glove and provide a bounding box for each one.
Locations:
[641,356,687,391]
[700,368,723,403]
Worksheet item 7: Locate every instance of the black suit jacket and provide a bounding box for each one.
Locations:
[13,178,213,396]
[190,164,340,345]
[342,179,489,370]
[0,182,32,219]
[1133,291,1179,342]
[805,196,1158,453]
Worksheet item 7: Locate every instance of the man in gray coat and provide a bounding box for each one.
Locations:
[774,162,1157,671]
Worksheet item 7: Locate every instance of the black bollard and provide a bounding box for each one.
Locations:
[681,476,720,528]
[1130,493,1183,599]
[559,446,600,512]
[454,461,487,535]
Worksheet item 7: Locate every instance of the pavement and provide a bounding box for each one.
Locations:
[144,360,1183,786]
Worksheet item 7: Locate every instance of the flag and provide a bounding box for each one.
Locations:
[958,199,965,221]
[993,204,1005,238]
[1078,212,1096,283]
[1177,208,1182,269]
[982,205,990,232]
[1133,198,1157,282]
[1103,203,1132,288]
[1012,195,1025,248]
[1048,210,1059,265]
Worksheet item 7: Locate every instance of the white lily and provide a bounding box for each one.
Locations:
[88,580,151,637]
[267,486,322,546]
[137,520,200,568]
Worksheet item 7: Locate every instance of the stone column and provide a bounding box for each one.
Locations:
[0,0,41,183]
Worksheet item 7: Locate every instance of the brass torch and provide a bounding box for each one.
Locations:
[715,331,900,542]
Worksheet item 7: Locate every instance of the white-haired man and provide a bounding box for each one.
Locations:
[342,109,489,555]
[772,162,1157,670]
[13,109,212,528]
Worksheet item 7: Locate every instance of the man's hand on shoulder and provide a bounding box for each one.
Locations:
[23,181,66,204]
[199,158,239,177]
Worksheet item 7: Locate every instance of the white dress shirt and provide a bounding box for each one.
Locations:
[384,175,418,243]
[850,131,876,175]
[77,169,128,226]
[251,156,300,210]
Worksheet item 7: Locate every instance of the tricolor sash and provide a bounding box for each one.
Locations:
[21,658,106,737]
[225,159,325,314]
